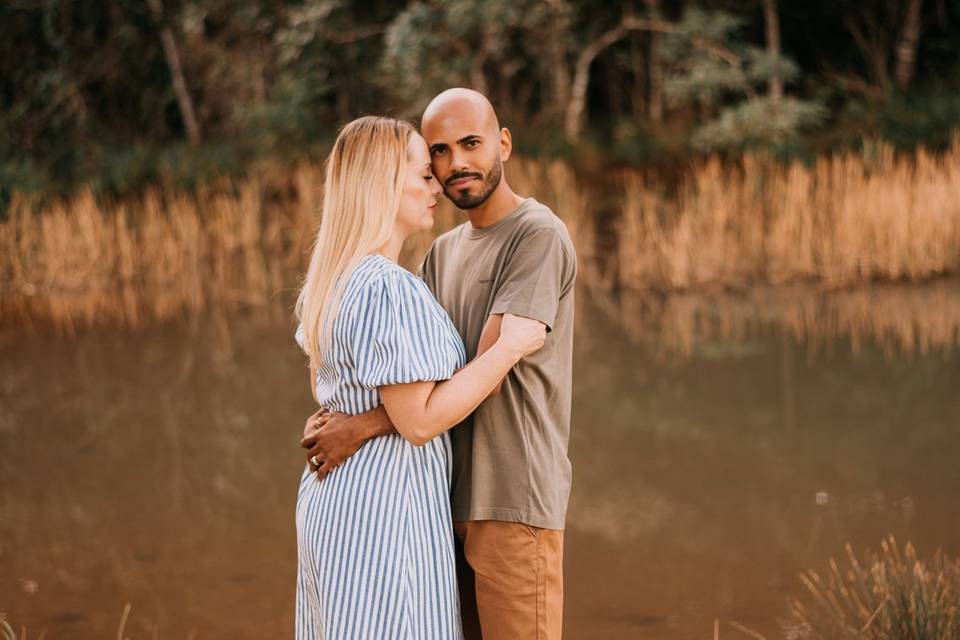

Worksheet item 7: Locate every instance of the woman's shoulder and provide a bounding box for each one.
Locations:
[346,254,432,306]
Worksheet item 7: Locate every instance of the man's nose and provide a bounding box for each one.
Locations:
[448,147,468,172]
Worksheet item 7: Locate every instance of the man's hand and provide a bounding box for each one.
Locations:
[300,410,367,480]
[302,407,329,440]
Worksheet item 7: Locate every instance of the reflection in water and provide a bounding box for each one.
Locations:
[1,283,959,639]
[614,278,960,361]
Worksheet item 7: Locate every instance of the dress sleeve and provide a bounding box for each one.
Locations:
[294,322,306,352]
[352,269,459,389]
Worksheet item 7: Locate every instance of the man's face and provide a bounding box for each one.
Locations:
[422,110,503,210]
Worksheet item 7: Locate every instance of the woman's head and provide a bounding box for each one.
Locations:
[396,131,442,236]
[296,115,434,371]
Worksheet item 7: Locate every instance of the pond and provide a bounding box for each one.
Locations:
[2,279,959,639]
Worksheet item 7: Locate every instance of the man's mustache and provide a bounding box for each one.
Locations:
[445,172,483,188]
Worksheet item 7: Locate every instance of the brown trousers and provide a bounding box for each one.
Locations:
[454,520,564,640]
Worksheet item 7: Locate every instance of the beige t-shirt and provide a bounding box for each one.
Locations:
[419,197,577,530]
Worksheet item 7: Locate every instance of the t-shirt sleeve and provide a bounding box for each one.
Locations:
[489,227,573,332]
[352,270,458,389]
[416,242,436,289]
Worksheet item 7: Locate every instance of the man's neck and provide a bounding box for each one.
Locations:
[466,183,525,229]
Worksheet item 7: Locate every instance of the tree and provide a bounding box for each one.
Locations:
[763,0,783,102]
[147,0,202,146]
[660,7,825,150]
[894,0,923,90]
[380,0,569,123]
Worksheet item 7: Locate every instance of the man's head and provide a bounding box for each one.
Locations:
[421,88,513,209]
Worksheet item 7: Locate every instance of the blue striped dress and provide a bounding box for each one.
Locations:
[294,254,467,640]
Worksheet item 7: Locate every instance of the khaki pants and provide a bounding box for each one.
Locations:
[454,520,564,640]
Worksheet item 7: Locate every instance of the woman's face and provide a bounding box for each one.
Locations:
[395,133,442,236]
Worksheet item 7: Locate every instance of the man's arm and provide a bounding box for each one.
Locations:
[301,406,396,479]
[302,312,512,476]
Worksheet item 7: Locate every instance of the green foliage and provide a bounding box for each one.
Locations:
[692,96,827,151]
[381,2,456,110]
[743,48,801,86]
[381,0,569,117]
[881,72,960,150]
[666,58,751,104]
[661,6,825,151]
[2,0,960,194]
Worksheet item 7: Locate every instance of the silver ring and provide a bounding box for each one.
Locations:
[311,455,321,467]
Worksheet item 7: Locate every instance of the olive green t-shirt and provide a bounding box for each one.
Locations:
[419,197,577,530]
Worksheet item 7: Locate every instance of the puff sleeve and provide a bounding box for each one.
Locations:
[352,269,463,389]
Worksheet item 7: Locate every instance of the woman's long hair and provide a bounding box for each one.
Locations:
[295,116,415,372]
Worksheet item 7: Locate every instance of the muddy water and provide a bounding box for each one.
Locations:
[1,282,959,639]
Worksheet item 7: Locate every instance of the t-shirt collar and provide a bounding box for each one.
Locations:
[466,197,535,239]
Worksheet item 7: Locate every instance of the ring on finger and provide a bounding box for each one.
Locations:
[311,455,322,467]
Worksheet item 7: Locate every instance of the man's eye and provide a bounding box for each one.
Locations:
[431,148,446,156]
[466,140,479,148]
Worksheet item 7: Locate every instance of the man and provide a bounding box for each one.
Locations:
[300,88,576,639]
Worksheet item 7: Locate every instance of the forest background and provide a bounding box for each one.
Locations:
[4,0,959,199]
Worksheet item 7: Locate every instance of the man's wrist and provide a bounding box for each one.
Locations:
[359,406,395,439]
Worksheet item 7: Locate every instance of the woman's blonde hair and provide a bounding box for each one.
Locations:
[295,115,416,372]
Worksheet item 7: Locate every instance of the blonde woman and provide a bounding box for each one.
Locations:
[293,116,545,639]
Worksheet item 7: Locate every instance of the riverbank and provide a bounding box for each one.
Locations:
[2,139,959,330]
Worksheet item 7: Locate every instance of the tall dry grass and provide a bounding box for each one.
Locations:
[617,137,960,292]
[791,536,960,639]
[2,139,959,332]
[0,164,322,330]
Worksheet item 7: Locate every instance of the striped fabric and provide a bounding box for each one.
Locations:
[294,254,467,640]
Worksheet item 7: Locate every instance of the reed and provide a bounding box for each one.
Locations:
[616,136,960,293]
[0,175,312,330]
[0,615,45,640]
[2,138,959,330]
[790,536,960,639]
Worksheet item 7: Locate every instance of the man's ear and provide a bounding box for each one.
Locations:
[500,127,513,161]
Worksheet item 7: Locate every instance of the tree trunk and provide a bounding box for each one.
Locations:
[563,16,743,141]
[146,0,202,146]
[763,0,783,102]
[894,0,923,90]
[546,22,571,110]
[645,0,664,121]
[844,13,891,95]
[565,25,627,140]
[541,0,572,122]
[629,33,647,119]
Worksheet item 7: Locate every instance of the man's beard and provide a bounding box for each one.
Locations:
[443,158,502,209]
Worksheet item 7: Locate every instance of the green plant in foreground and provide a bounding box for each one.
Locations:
[792,536,960,639]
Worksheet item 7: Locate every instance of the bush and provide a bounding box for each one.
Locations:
[791,536,960,639]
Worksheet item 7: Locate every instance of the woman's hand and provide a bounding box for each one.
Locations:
[497,313,547,359]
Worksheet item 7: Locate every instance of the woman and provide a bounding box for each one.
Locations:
[293,116,545,639]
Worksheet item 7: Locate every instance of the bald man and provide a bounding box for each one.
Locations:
[301,88,577,640]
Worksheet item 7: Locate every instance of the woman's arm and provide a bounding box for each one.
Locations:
[379,313,543,446]
[476,313,505,398]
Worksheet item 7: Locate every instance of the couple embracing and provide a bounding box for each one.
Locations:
[293,88,576,640]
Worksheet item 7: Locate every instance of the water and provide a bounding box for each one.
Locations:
[2,281,959,639]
